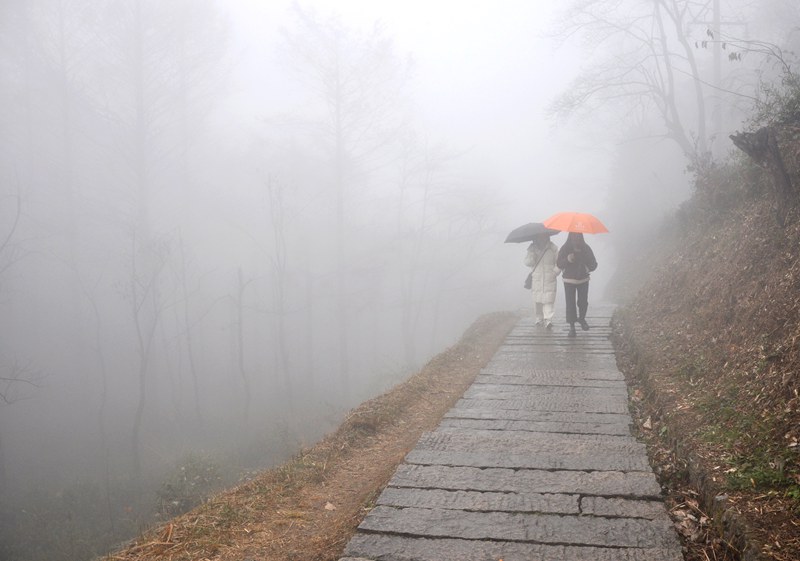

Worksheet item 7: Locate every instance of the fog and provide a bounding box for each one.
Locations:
[0,0,796,559]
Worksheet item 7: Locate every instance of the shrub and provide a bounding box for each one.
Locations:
[156,452,222,518]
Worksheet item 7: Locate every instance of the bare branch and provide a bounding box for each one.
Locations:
[0,190,22,256]
[0,356,44,405]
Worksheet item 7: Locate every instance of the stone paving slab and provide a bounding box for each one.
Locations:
[418,427,641,446]
[405,447,651,472]
[479,367,623,380]
[502,343,617,352]
[406,428,651,472]
[375,487,580,514]
[504,336,615,344]
[358,506,679,549]
[581,496,671,520]
[497,343,617,351]
[502,335,614,344]
[464,383,628,398]
[439,417,632,435]
[474,373,626,387]
[374,487,670,521]
[444,408,631,425]
[455,395,630,414]
[339,307,682,561]
[387,464,663,497]
[342,534,682,561]
[484,355,620,370]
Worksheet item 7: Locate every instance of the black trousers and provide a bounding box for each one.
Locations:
[563,281,589,323]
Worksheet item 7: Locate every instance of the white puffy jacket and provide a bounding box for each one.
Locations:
[524,241,560,303]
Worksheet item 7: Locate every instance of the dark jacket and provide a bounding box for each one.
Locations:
[557,240,597,282]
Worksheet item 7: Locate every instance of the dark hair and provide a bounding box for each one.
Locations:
[567,232,585,246]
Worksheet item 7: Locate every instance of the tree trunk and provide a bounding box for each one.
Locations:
[236,268,251,424]
[730,126,795,226]
[267,179,292,414]
[178,233,203,425]
[0,431,6,492]
[334,68,350,398]
[305,272,315,387]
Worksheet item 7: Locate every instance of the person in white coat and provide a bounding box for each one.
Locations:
[524,233,561,329]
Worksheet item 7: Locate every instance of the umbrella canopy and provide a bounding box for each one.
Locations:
[504,222,560,243]
[543,212,609,234]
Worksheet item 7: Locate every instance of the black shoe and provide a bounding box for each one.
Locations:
[568,324,577,337]
[579,319,590,331]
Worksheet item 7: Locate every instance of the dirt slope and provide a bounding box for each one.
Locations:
[613,187,800,561]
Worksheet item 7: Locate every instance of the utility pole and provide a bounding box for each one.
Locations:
[691,0,745,156]
[712,0,722,147]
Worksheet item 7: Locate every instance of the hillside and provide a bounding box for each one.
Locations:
[613,150,800,560]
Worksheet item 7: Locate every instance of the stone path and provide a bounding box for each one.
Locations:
[340,305,683,561]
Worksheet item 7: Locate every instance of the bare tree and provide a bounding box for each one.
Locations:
[0,189,24,285]
[232,174,295,419]
[426,188,501,356]
[0,186,41,407]
[281,3,410,395]
[120,231,170,480]
[173,231,204,426]
[265,177,293,410]
[80,0,228,478]
[74,272,119,532]
[94,0,227,237]
[394,132,458,367]
[233,267,253,424]
[33,0,99,249]
[0,356,42,489]
[553,0,800,163]
[0,6,39,481]
[552,0,712,158]
[0,358,42,406]
[0,360,41,493]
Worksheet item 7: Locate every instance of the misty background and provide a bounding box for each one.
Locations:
[0,1,796,559]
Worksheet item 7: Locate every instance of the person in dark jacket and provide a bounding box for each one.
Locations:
[556,232,597,337]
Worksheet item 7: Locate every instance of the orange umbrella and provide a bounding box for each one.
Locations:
[543,211,609,234]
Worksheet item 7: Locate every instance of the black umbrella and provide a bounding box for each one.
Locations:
[504,222,560,243]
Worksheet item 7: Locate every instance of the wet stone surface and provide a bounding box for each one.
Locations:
[387,464,663,497]
[454,395,631,414]
[375,487,580,515]
[444,407,631,424]
[358,505,678,549]
[341,534,682,561]
[438,417,632,435]
[463,383,629,398]
[473,373,627,387]
[339,306,683,561]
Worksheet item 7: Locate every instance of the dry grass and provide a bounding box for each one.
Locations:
[614,194,800,560]
[106,311,518,561]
